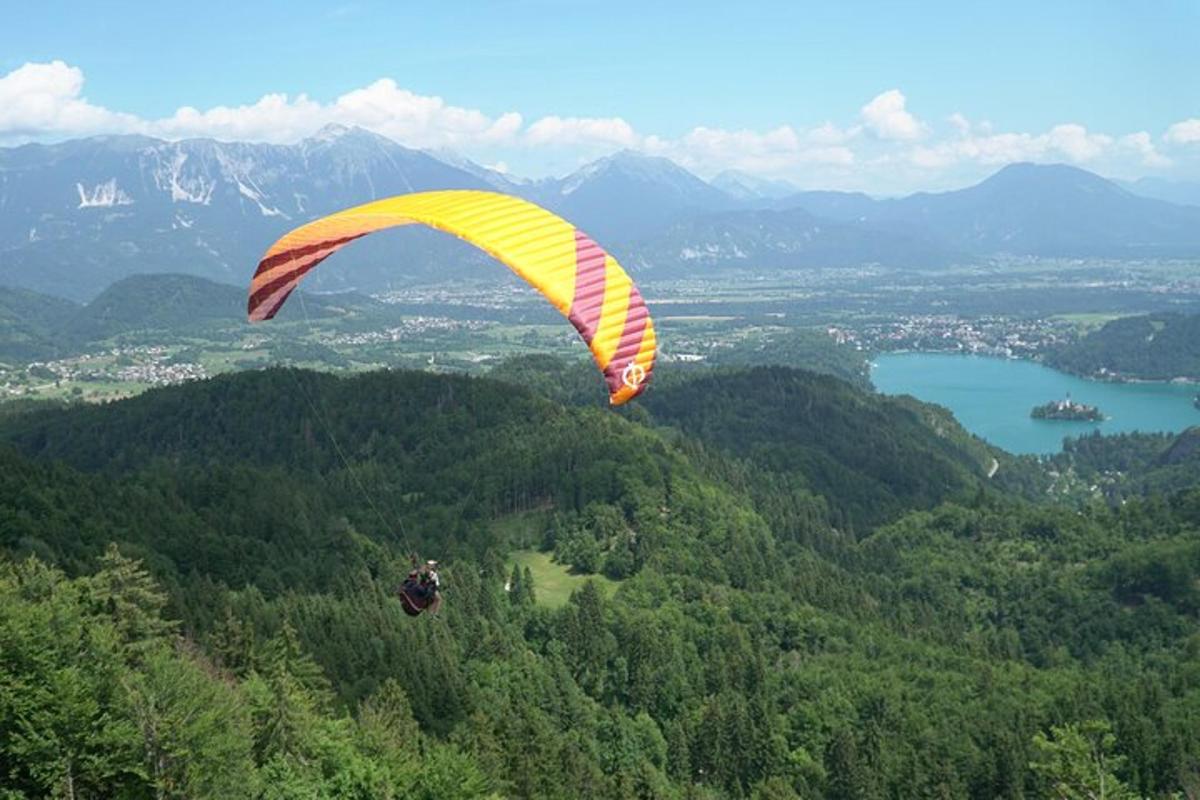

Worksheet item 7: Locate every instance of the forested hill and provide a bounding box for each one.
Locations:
[0,274,376,362]
[0,285,77,361]
[1005,427,1200,503]
[1,365,986,533]
[2,366,1199,798]
[1047,312,1200,380]
[643,366,989,530]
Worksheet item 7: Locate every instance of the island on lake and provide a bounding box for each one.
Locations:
[1031,395,1104,421]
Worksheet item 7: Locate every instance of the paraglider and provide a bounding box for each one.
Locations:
[247,190,657,404]
[398,557,442,618]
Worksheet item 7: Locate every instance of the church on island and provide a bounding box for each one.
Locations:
[1031,393,1105,421]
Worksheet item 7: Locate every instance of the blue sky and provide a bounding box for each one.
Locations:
[2,0,1198,191]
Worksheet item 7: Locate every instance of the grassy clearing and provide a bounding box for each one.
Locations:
[507,549,620,609]
[1051,312,1127,330]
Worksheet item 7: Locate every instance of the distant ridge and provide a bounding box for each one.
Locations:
[626,206,961,273]
[773,163,1200,257]
[0,274,375,360]
[0,286,78,361]
[1046,312,1200,380]
[1121,176,1200,208]
[526,149,737,240]
[710,169,798,201]
[3,127,1200,299]
[64,274,247,342]
[871,163,1200,257]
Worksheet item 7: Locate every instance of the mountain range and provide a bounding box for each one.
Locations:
[2,125,1199,301]
[1119,176,1200,208]
[0,273,366,361]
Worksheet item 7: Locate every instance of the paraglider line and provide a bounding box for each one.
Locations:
[291,290,408,545]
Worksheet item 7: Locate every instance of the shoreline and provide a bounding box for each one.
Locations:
[871,350,1200,388]
[872,351,1198,455]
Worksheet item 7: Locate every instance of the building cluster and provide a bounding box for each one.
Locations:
[374,284,536,310]
[114,360,208,386]
[2,346,207,396]
[321,316,492,346]
[830,315,1074,357]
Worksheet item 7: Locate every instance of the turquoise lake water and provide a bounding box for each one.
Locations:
[871,353,1200,455]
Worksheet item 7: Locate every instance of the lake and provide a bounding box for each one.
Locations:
[871,352,1200,455]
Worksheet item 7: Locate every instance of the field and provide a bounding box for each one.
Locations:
[507,549,620,609]
[1050,312,1129,331]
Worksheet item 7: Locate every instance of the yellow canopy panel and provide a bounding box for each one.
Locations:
[248,190,656,404]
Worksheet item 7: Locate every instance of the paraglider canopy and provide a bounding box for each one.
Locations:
[247,190,657,404]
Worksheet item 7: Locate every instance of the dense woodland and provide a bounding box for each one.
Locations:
[2,364,1199,798]
[991,428,1200,505]
[1047,312,1200,380]
[702,331,872,391]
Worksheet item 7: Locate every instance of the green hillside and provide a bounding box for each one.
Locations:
[2,367,1199,798]
[1012,427,1200,503]
[644,366,989,530]
[63,273,247,342]
[0,274,383,368]
[63,273,377,344]
[1048,312,1200,380]
[0,284,78,361]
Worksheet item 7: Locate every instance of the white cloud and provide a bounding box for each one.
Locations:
[1120,131,1170,168]
[907,120,1116,170]
[152,80,524,148]
[1165,118,1200,145]
[1044,124,1112,161]
[524,115,639,148]
[0,60,140,138]
[644,124,854,178]
[947,112,971,136]
[0,60,1194,191]
[330,79,521,147]
[909,145,958,170]
[808,122,854,145]
[0,62,524,149]
[152,93,325,143]
[860,89,925,141]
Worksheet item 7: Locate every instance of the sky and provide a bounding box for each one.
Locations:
[2,0,1198,193]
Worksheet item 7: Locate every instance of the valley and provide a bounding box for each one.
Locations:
[5,257,1198,406]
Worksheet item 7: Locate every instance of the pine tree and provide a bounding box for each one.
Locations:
[124,645,257,799]
[87,543,177,658]
[248,622,332,764]
[208,606,255,676]
[508,563,525,607]
[1030,720,1138,800]
[522,565,536,606]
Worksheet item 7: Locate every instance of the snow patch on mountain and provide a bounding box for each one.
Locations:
[236,179,286,217]
[679,242,749,261]
[76,179,134,209]
[560,160,605,196]
[711,170,798,200]
[152,151,215,205]
[425,148,524,191]
[209,148,287,217]
[310,123,353,143]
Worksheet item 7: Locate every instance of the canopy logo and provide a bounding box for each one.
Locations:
[622,362,646,390]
